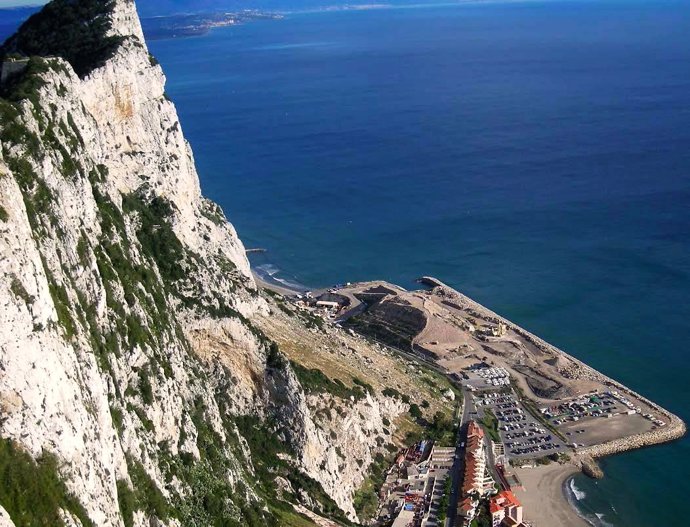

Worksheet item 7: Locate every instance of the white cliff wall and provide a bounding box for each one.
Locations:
[0,1,407,525]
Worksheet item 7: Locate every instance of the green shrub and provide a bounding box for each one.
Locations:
[437,475,452,523]
[4,154,55,237]
[0,438,94,527]
[10,276,33,304]
[131,406,154,433]
[116,479,136,527]
[138,367,154,405]
[352,377,373,394]
[353,452,390,521]
[409,403,422,419]
[234,415,353,525]
[0,99,39,152]
[1,0,125,78]
[480,409,500,443]
[266,342,285,368]
[200,200,226,226]
[0,204,8,222]
[290,361,368,401]
[45,270,76,339]
[0,58,50,109]
[382,387,402,398]
[110,406,124,436]
[126,456,169,521]
[122,193,185,284]
[75,235,89,267]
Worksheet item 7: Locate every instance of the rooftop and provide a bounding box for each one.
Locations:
[489,490,522,514]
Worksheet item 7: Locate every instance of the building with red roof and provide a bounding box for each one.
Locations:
[489,490,523,527]
[461,420,493,499]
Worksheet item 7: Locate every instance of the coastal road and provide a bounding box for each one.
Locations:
[474,401,504,489]
[444,389,473,527]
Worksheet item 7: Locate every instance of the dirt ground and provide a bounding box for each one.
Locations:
[253,295,457,423]
[264,277,670,453]
[559,413,654,446]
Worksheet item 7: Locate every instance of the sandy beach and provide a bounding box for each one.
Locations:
[513,464,588,527]
[252,270,304,297]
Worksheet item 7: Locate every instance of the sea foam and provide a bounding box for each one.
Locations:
[569,478,587,501]
[255,264,306,291]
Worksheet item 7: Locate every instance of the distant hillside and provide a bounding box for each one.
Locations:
[134,0,442,17]
[0,0,432,40]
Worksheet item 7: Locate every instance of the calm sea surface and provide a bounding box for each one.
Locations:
[150,1,690,524]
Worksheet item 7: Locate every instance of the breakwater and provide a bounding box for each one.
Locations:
[578,418,686,459]
[418,276,687,459]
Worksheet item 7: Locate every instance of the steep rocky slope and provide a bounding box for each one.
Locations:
[0,1,455,526]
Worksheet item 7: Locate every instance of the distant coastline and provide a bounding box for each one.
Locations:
[141,11,283,41]
[147,2,690,522]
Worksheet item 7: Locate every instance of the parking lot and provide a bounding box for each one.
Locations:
[541,392,623,425]
[473,390,567,460]
[539,391,659,447]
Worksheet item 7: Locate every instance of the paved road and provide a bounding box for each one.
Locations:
[444,389,473,527]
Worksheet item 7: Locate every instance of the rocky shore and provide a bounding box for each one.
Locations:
[577,455,604,479]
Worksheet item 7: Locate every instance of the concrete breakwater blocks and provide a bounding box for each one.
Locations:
[579,418,686,461]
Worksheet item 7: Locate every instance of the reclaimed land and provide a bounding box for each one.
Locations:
[333,276,685,525]
[416,276,686,458]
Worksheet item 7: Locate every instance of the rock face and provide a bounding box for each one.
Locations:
[0,1,407,525]
[578,455,604,479]
[0,506,16,527]
[300,392,407,518]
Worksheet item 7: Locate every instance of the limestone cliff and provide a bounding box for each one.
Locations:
[0,1,431,526]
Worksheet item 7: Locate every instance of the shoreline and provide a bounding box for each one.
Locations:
[253,272,685,525]
[418,277,687,455]
[252,269,305,297]
[562,473,601,527]
[513,464,589,527]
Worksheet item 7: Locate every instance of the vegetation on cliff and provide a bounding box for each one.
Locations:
[291,360,372,402]
[0,2,468,526]
[0,439,94,527]
[352,452,390,521]
[0,0,125,77]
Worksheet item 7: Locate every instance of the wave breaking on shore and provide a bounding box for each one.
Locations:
[564,476,616,527]
[254,262,308,292]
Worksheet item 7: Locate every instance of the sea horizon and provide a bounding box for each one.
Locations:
[146,1,690,524]
[1,0,682,523]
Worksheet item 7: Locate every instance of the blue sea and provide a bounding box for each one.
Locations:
[146,2,690,525]
[146,2,690,524]
[3,0,689,524]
